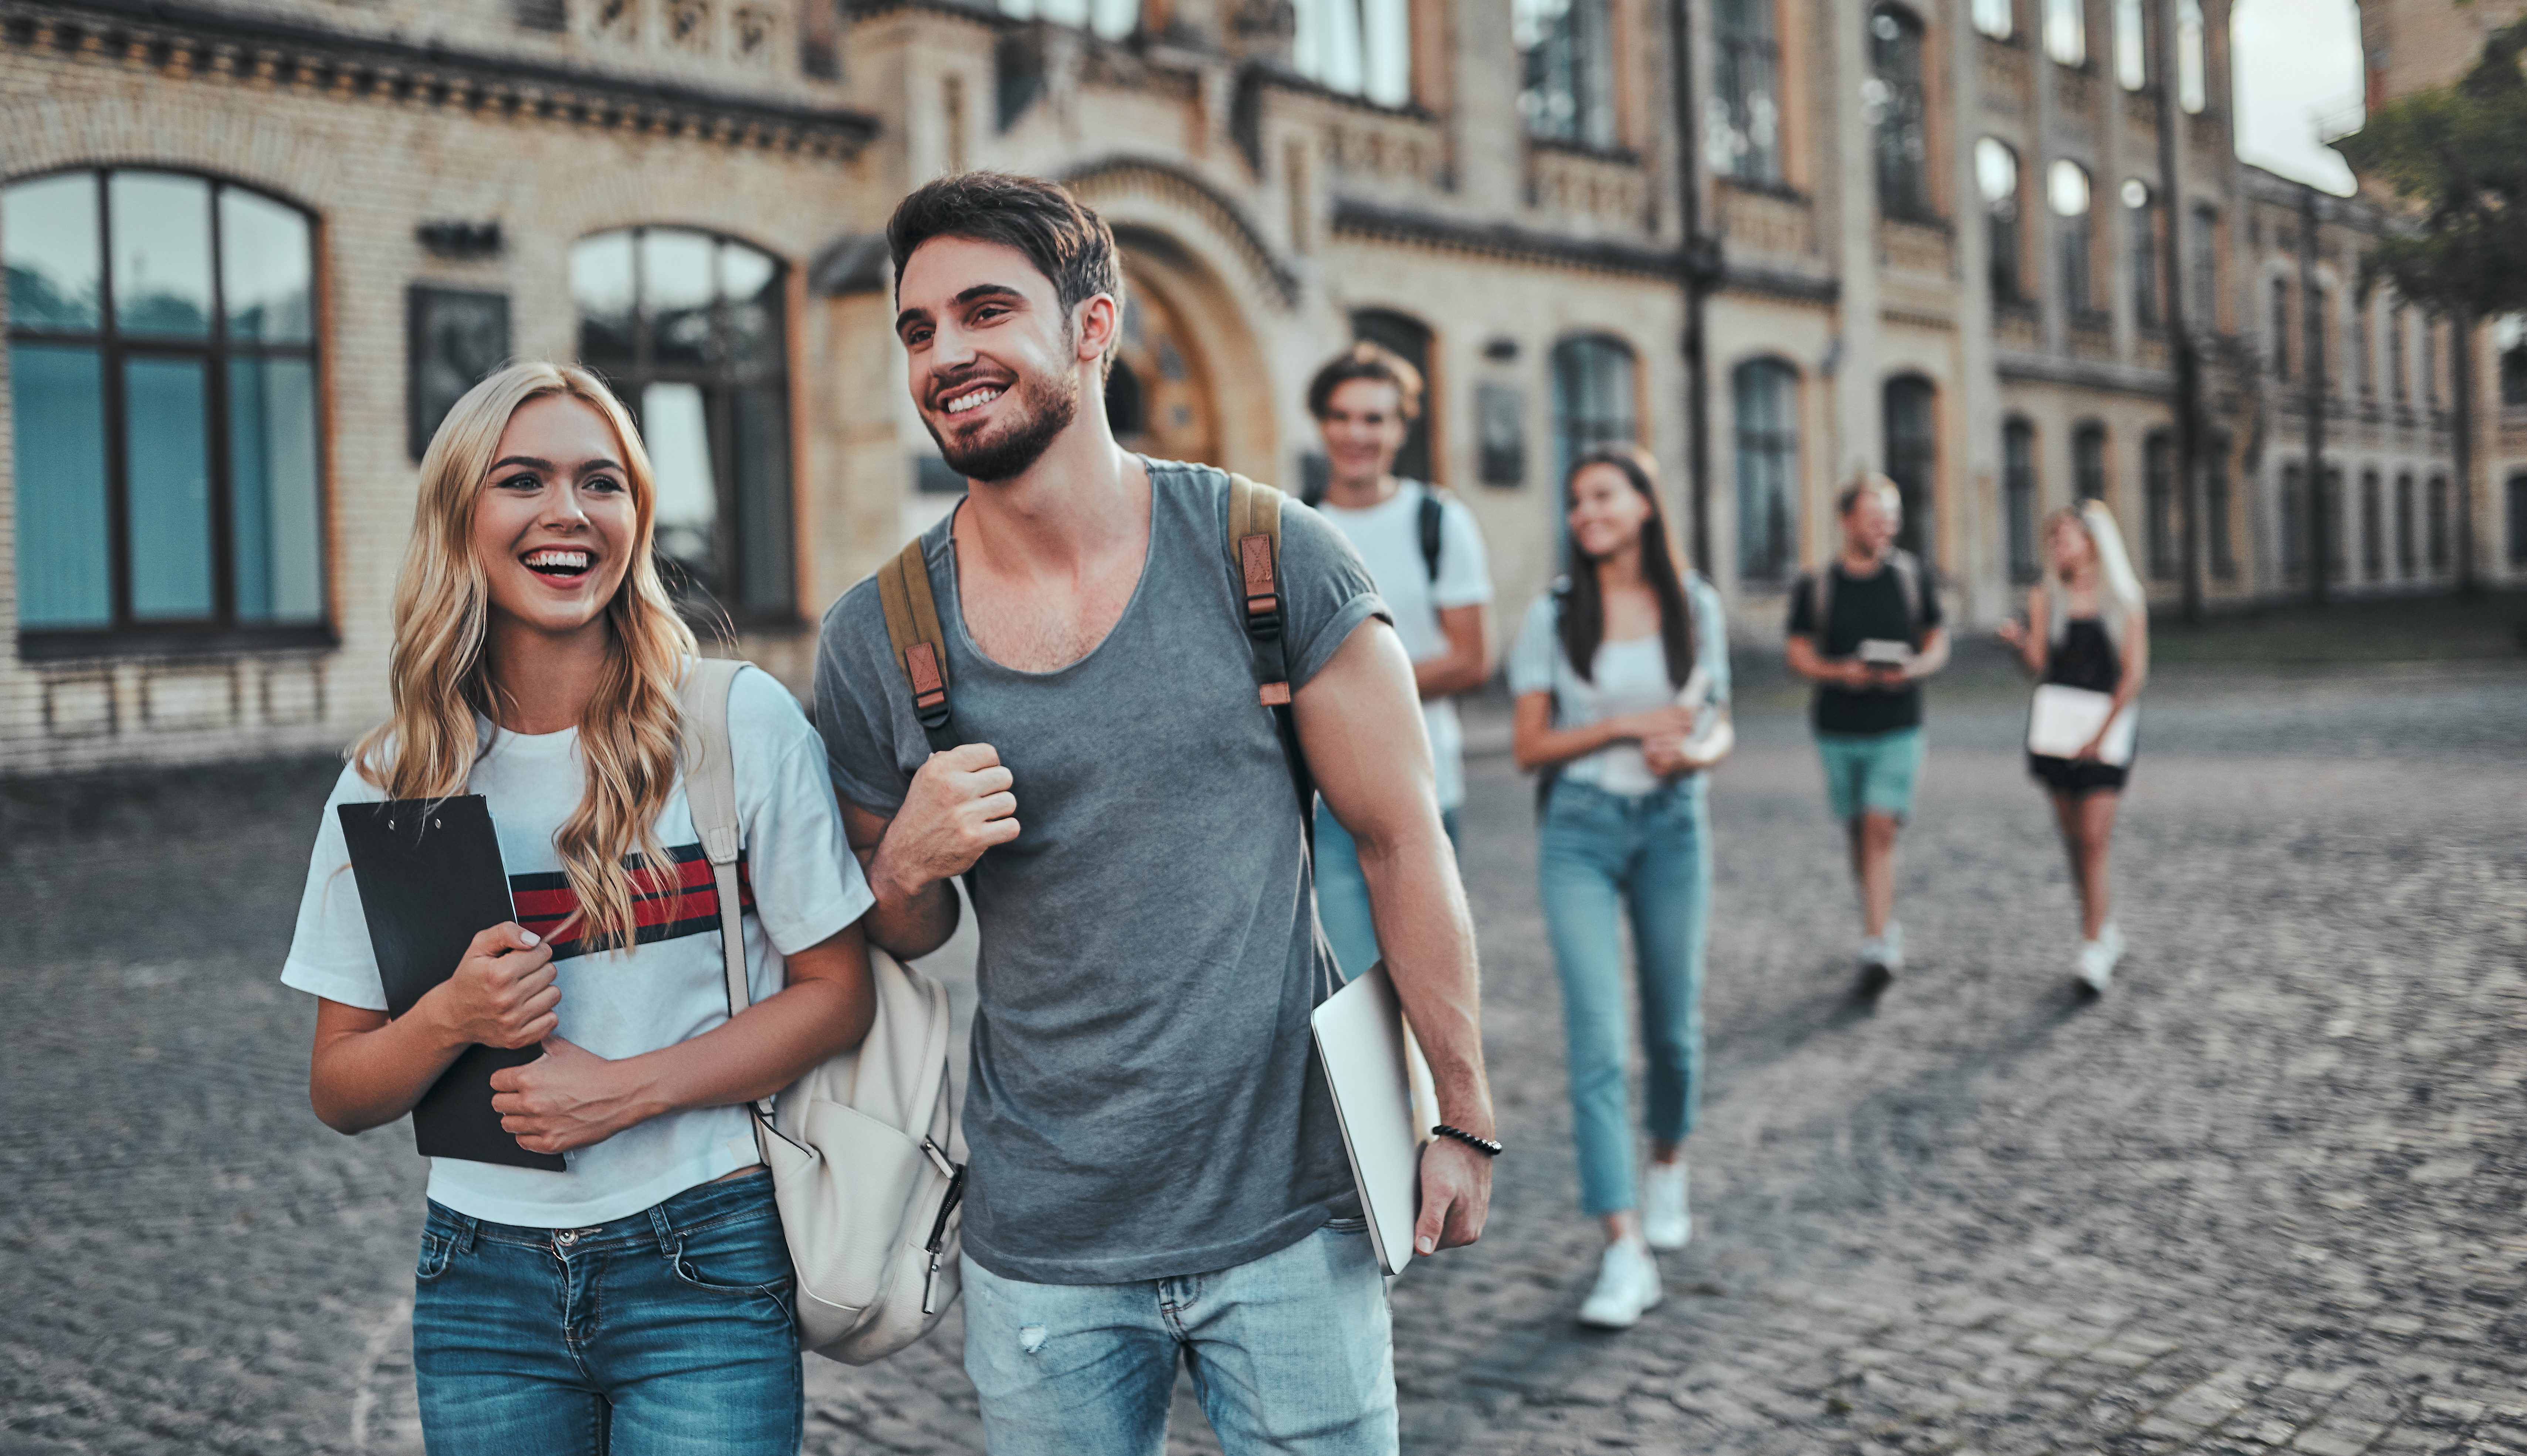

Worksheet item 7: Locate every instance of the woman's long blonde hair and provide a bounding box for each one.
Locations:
[2046,499,2148,620]
[353,361,697,954]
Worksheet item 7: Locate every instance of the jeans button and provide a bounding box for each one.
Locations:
[556,1230,577,1246]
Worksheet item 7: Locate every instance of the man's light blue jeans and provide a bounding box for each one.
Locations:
[1312,802,1462,980]
[961,1219,1396,1455]
[1537,777,1713,1218]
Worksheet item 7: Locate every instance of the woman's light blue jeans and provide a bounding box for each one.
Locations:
[1538,777,1713,1218]
[1312,802,1462,980]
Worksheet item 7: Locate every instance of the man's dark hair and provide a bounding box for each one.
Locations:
[887,171,1124,326]
[1306,341,1424,422]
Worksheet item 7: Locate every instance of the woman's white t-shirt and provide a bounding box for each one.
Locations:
[1507,574,1732,796]
[280,666,872,1229]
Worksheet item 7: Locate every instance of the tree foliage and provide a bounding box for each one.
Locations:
[2331,17,2527,313]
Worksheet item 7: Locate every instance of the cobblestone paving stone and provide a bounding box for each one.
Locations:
[4,661,2523,1455]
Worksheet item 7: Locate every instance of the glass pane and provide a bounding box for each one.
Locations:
[1976,139,2018,206]
[124,356,215,618]
[9,344,112,627]
[572,231,638,366]
[220,189,314,342]
[1361,0,1411,108]
[109,173,214,337]
[1974,0,2013,40]
[1297,0,1367,97]
[4,172,103,331]
[1089,0,1141,41]
[643,230,719,370]
[2115,0,2145,89]
[2046,0,2085,66]
[2178,0,2207,112]
[718,242,785,375]
[641,381,720,595]
[229,356,325,622]
[730,384,795,613]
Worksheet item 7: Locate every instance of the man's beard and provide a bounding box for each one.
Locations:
[927,362,1080,484]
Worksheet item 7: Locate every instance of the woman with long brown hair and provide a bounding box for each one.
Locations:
[280,362,875,1454]
[1509,447,1732,1331]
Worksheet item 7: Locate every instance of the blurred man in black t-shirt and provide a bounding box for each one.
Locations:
[1785,475,1950,981]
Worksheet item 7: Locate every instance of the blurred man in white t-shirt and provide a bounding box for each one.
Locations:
[1304,342,1494,979]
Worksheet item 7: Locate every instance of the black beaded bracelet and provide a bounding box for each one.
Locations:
[1431,1125,1504,1158]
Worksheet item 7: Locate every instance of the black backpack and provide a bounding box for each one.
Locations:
[1300,479,1449,582]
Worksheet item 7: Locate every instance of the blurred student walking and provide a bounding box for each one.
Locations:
[1510,447,1731,1331]
[1785,475,1948,982]
[1304,342,1493,977]
[1997,501,2149,992]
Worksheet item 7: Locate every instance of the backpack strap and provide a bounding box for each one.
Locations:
[1418,485,1446,583]
[1227,472,1317,839]
[875,537,960,756]
[677,656,777,1155]
[1888,549,1924,644]
[1809,563,1835,641]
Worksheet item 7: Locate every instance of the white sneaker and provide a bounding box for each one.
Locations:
[1861,920,1905,977]
[1576,1239,1663,1330]
[1642,1161,1692,1251]
[2076,936,2116,992]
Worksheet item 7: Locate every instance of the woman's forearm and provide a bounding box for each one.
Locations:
[1512,715,1626,772]
[618,977,869,1123]
[310,992,472,1134]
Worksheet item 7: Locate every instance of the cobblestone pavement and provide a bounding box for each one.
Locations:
[4,659,2523,1455]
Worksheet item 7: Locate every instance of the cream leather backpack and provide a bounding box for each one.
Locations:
[677,657,966,1364]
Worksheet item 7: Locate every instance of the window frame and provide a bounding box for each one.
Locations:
[1731,356,1801,583]
[7,165,331,662]
[1869,3,1938,224]
[2003,415,2040,584]
[2143,429,2174,578]
[1881,373,1940,567]
[1714,0,1786,186]
[1518,0,1620,150]
[1549,333,1641,491]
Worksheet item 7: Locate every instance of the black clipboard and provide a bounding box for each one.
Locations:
[336,795,566,1171]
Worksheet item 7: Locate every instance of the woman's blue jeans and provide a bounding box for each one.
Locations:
[1538,778,1713,1218]
[1312,803,1462,981]
[410,1170,802,1456]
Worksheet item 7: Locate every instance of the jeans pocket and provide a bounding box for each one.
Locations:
[666,1211,796,1299]
[414,1230,453,1284]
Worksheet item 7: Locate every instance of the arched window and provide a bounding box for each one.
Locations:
[1353,308,1436,483]
[1882,375,1938,565]
[2143,429,2174,578]
[1518,0,1616,147]
[2073,420,2108,502]
[2280,464,2307,585]
[1550,335,1637,489]
[2207,437,2235,578]
[2426,474,2449,572]
[2113,0,2146,90]
[2394,471,2416,577]
[2177,0,2207,113]
[1295,0,1412,108]
[1869,5,1933,222]
[2003,417,2040,583]
[1732,359,1799,581]
[571,227,794,621]
[2044,0,2086,67]
[2360,468,2384,580]
[1714,0,1785,185]
[2125,180,2160,328]
[997,0,1140,40]
[1978,139,2024,302]
[1973,0,2013,41]
[2052,160,2095,317]
[4,168,323,646]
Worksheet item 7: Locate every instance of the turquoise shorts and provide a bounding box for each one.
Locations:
[1815,727,1926,824]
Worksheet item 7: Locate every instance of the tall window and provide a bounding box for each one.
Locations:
[2073,421,2108,502]
[2323,465,2346,579]
[1518,0,1616,148]
[1294,0,1412,109]
[2004,418,2040,583]
[2389,303,2408,400]
[2190,204,2219,325]
[1869,6,1934,221]
[2280,464,2306,584]
[1978,139,2025,302]
[1974,0,2013,40]
[2427,474,2449,571]
[2360,468,2384,580]
[2498,313,2527,405]
[571,227,794,621]
[2355,298,2374,396]
[2423,318,2440,404]
[4,169,323,649]
[2125,180,2159,328]
[2208,439,2236,578]
[2271,277,2292,378]
[2178,0,2208,112]
[2114,0,2146,89]
[2310,285,2329,387]
[2509,473,2527,567]
[1883,375,1938,566]
[997,0,1139,39]
[1550,335,1637,489]
[2045,0,2086,66]
[2143,430,2174,578]
[2394,471,2416,577]
[1732,359,1799,581]
[2052,161,2095,317]
[1713,0,1785,185]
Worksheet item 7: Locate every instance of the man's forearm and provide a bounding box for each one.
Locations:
[1353,818,1494,1136]
[856,845,960,961]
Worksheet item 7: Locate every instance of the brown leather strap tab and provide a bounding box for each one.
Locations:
[1239,533,1278,619]
[1258,682,1291,706]
[903,641,947,711]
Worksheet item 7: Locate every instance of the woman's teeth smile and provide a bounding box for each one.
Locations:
[523,547,591,579]
[944,387,1001,416]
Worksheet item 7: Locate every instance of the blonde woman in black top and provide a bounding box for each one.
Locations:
[1997,500,2149,992]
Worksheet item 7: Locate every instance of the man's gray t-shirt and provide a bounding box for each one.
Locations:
[814,459,1387,1285]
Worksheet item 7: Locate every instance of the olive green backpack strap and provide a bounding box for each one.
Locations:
[875,536,961,756]
[1226,472,1317,843]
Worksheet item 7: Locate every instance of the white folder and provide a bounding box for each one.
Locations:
[2026,683,2137,766]
[1309,961,1426,1277]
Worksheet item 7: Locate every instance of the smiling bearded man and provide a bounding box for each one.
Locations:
[810,172,1497,1456]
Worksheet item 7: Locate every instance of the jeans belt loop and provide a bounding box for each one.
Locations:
[647,1202,680,1259]
[451,1212,480,1255]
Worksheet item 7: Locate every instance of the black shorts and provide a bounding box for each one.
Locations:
[2028,752,2129,796]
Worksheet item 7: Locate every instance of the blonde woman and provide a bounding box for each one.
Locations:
[1997,501,2149,993]
[280,363,875,1455]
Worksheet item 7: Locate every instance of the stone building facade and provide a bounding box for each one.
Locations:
[0,0,2506,778]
